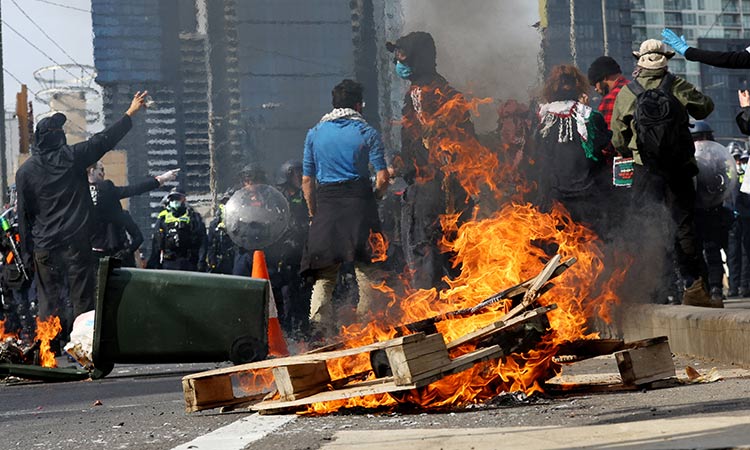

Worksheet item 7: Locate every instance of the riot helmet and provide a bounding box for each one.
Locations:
[690,120,714,142]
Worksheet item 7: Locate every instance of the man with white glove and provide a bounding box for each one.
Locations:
[88,162,180,265]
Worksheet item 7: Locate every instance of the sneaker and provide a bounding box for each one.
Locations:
[683,278,712,307]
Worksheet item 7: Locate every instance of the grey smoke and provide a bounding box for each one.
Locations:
[401,0,541,132]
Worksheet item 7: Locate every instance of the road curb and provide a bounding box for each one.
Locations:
[598,303,750,365]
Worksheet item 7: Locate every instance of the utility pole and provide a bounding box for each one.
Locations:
[601,0,609,56]
[569,0,577,66]
[0,2,8,205]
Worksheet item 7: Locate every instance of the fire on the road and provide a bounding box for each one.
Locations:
[34,316,62,368]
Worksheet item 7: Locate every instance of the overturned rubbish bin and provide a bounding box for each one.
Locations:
[92,258,268,378]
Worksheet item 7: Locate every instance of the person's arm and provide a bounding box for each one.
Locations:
[737,90,750,136]
[673,76,714,120]
[145,218,163,269]
[15,180,34,267]
[193,212,208,272]
[302,129,317,217]
[72,91,147,168]
[589,110,613,160]
[610,89,633,156]
[121,212,144,253]
[113,178,160,200]
[685,47,750,69]
[364,126,390,197]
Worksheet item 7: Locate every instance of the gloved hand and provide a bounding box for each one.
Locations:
[156,168,180,186]
[662,28,689,56]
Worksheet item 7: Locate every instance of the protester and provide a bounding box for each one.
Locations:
[587,56,629,128]
[87,161,178,265]
[737,90,750,135]
[610,39,714,307]
[532,64,611,232]
[691,122,733,306]
[727,144,750,297]
[206,188,236,274]
[16,91,148,326]
[386,31,473,291]
[147,188,207,271]
[300,79,389,339]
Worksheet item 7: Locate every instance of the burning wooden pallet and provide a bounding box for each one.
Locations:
[183,255,569,414]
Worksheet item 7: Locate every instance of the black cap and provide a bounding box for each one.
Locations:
[36,112,67,134]
[587,56,622,85]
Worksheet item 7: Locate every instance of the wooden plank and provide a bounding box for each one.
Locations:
[183,376,236,413]
[501,255,562,323]
[272,361,331,401]
[615,340,675,385]
[251,345,503,413]
[447,304,557,350]
[183,333,426,381]
[385,333,451,385]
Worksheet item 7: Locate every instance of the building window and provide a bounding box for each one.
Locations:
[665,12,683,26]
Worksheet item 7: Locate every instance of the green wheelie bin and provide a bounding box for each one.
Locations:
[91,258,268,378]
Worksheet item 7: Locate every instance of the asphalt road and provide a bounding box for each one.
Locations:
[1,355,750,450]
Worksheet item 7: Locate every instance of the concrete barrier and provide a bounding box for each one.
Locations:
[598,303,750,365]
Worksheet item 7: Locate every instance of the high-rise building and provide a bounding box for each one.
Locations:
[629,0,750,141]
[91,0,393,254]
[540,0,633,104]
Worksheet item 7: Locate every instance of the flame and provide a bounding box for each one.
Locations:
[0,319,18,340]
[35,316,62,368]
[297,93,629,414]
[368,230,389,263]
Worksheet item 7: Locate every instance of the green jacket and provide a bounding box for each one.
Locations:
[610,68,714,165]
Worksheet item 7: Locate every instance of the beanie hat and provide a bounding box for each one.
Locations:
[587,56,622,85]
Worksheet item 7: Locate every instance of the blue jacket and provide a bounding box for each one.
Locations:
[303,119,387,184]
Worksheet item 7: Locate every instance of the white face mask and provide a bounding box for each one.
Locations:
[168,200,183,211]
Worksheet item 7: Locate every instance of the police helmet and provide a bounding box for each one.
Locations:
[729,141,744,159]
[220,187,235,203]
[690,120,714,141]
[277,159,303,184]
[239,163,267,185]
[742,149,750,162]
[166,187,187,201]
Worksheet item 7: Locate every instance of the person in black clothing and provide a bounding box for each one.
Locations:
[147,189,207,272]
[87,161,178,265]
[727,145,750,297]
[663,28,750,69]
[16,91,148,323]
[387,31,474,291]
[206,188,236,274]
[267,159,311,335]
[117,211,143,267]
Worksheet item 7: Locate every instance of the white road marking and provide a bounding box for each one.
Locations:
[171,413,295,450]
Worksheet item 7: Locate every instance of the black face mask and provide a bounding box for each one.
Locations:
[598,82,610,97]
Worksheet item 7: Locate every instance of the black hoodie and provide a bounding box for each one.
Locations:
[393,32,475,185]
[16,114,133,256]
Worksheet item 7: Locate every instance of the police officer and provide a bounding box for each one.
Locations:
[692,121,733,306]
[267,159,311,335]
[728,145,750,297]
[206,188,236,274]
[147,189,207,271]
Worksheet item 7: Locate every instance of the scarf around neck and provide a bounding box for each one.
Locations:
[538,100,598,161]
[319,108,366,124]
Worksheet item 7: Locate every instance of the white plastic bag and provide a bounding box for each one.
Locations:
[63,310,95,370]
[741,172,750,194]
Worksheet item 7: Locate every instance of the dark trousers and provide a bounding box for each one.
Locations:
[162,258,197,271]
[631,165,705,283]
[728,216,750,293]
[695,207,731,290]
[401,181,455,291]
[34,236,96,322]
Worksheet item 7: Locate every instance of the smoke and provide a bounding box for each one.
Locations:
[401,0,541,132]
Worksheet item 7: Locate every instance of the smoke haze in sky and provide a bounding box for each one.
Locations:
[402,0,541,132]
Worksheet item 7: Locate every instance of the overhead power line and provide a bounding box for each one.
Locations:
[10,0,95,78]
[1,19,83,81]
[32,0,90,14]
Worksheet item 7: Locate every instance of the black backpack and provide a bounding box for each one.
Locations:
[628,74,697,176]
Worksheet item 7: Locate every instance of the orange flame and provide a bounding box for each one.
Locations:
[298,93,629,414]
[368,230,389,263]
[35,316,62,368]
[0,319,18,341]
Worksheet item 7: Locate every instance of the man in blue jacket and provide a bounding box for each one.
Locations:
[301,79,389,339]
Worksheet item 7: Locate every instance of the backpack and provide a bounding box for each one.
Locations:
[628,74,697,177]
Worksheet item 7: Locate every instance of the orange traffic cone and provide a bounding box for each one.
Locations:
[252,250,290,357]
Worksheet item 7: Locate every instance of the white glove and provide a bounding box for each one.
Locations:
[156,168,180,186]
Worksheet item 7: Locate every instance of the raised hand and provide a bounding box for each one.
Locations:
[661,28,689,56]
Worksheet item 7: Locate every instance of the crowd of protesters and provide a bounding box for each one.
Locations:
[6,29,750,349]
